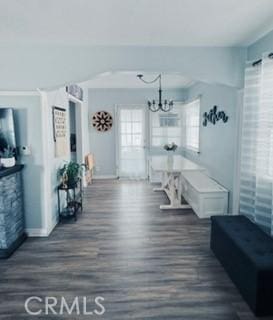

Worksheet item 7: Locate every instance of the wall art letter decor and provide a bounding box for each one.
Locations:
[203,106,228,126]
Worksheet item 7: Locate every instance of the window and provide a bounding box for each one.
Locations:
[150,105,182,147]
[159,113,179,127]
[181,99,200,151]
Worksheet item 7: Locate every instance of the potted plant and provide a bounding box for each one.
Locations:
[163,142,178,152]
[0,145,16,168]
[58,161,84,188]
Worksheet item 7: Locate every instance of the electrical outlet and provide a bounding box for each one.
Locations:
[95,166,101,172]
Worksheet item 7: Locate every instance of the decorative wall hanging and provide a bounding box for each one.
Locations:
[203,106,228,126]
[66,84,83,101]
[53,106,68,157]
[92,111,113,132]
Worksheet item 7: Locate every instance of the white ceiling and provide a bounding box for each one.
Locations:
[82,72,195,89]
[1,0,273,46]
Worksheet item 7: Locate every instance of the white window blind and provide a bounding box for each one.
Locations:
[239,54,273,235]
[181,99,200,151]
[150,105,182,147]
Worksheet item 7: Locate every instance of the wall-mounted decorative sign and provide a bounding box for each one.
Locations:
[53,106,68,157]
[203,106,228,126]
[92,111,113,132]
[66,84,83,101]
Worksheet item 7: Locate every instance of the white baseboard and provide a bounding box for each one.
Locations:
[26,228,49,237]
[26,219,58,237]
[93,175,118,180]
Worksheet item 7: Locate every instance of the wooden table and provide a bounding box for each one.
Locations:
[151,155,205,210]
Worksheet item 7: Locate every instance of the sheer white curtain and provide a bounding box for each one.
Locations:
[150,105,182,147]
[240,54,273,234]
[118,107,146,179]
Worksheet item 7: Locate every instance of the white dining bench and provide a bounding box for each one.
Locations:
[150,155,206,210]
[150,155,228,217]
[181,171,228,218]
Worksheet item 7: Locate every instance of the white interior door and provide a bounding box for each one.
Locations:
[117,106,147,179]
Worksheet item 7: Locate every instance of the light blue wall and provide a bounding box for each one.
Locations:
[0,45,246,90]
[45,88,70,230]
[0,95,44,229]
[183,82,238,212]
[248,29,273,60]
[89,88,187,176]
[43,87,90,233]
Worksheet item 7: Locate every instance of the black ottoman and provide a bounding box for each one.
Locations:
[211,215,273,316]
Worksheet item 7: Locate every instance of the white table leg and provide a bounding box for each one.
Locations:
[154,171,191,210]
[153,172,167,192]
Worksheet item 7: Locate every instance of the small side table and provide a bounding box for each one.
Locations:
[57,180,83,221]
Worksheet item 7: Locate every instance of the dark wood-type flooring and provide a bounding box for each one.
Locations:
[0,180,272,319]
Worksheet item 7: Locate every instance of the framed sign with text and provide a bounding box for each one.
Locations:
[53,106,68,157]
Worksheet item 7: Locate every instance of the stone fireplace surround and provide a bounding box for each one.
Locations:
[0,165,26,258]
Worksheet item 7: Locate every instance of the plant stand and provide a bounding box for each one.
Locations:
[57,179,83,221]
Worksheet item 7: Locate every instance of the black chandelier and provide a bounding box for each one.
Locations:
[137,74,174,112]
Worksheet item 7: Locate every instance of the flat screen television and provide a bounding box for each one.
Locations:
[0,108,16,153]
